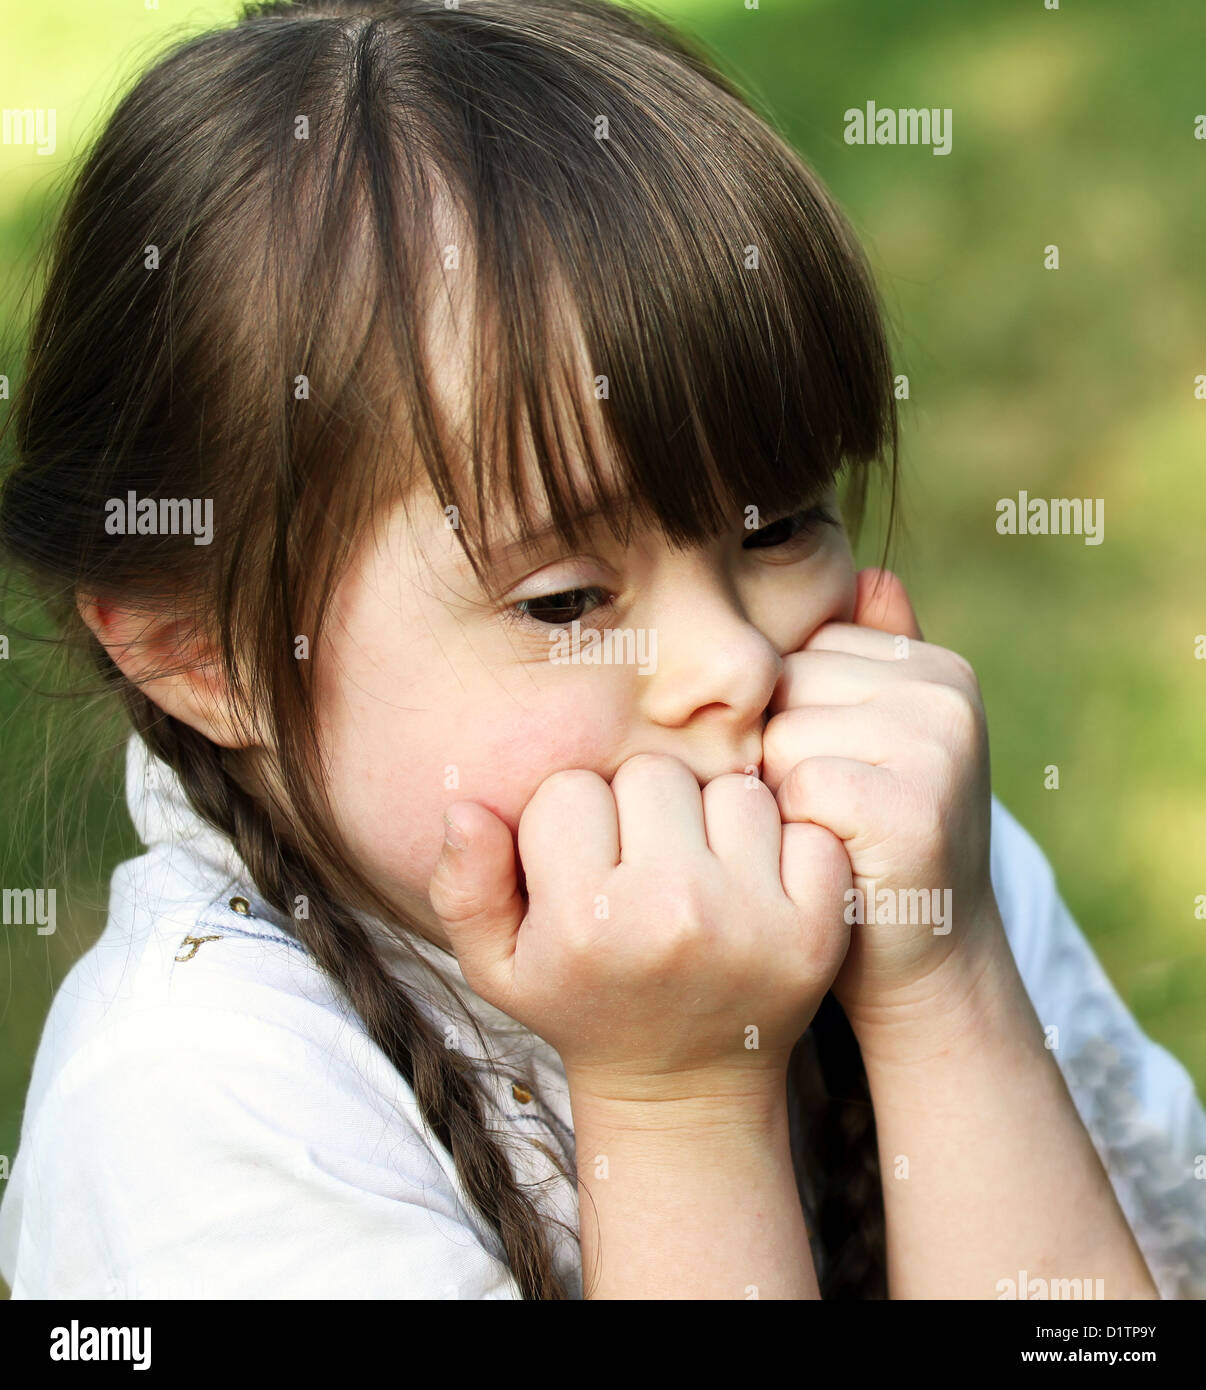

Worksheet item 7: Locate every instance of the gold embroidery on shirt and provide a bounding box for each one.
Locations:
[175,934,223,962]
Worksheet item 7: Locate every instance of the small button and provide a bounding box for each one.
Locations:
[229,896,251,915]
[511,1082,532,1104]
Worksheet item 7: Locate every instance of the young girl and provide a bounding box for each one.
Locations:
[0,0,1202,1300]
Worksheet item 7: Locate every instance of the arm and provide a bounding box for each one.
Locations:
[568,1087,818,1300]
[850,905,1160,1300]
[989,794,1206,1299]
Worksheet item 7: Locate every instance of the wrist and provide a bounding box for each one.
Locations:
[565,1064,789,1137]
[839,900,1025,1068]
[568,1071,815,1300]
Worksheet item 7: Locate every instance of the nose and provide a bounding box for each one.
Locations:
[637,559,783,740]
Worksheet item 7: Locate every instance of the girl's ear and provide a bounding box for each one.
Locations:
[75,590,258,750]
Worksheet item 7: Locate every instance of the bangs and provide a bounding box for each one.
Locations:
[165,0,900,653]
[332,1,899,586]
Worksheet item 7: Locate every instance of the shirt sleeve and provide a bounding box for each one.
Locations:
[6,1003,525,1300]
[989,796,1206,1299]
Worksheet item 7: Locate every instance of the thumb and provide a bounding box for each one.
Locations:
[427,801,526,998]
[852,567,925,642]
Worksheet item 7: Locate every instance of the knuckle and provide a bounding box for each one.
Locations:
[782,755,832,803]
[760,712,800,782]
[428,873,480,923]
[761,712,786,758]
[614,751,684,782]
[943,650,979,690]
[925,679,981,741]
[611,752,695,805]
[777,757,810,813]
[703,770,763,804]
[531,766,603,806]
[646,871,710,949]
[782,820,844,884]
[794,818,842,859]
[559,908,606,959]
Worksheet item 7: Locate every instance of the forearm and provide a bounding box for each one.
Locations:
[850,911,1160,1300]
[568,1088,818,1300]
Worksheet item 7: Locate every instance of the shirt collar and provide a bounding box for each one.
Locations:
[126,728,255,887]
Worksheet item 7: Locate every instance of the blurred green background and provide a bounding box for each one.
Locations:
[1,0,1203,1299]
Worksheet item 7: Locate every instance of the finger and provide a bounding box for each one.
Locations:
[517,769,620,912]
[700,773,782,881]
[767,646,915,716]
[428,800,527,996]
[778,821,852,921]
[853,567,925,641]
[762,705,892,798]
[775,755,896,845]
[801,623,928,660]
[609,753,706,865]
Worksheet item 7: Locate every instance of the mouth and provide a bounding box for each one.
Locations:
[693,760,762,786]
[603,751,764,789]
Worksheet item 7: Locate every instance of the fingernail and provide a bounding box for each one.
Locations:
[442,811,468,850]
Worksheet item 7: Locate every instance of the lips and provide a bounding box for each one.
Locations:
[694,761,762,785]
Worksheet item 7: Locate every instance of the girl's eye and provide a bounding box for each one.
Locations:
[502,505,840,630]
[742,503,841,551]
[506,587,611,627]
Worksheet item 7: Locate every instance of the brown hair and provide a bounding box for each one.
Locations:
[0,0,897,1297]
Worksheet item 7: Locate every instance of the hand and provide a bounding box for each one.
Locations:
[427,753,852,1105]
[761,568,1000,1026]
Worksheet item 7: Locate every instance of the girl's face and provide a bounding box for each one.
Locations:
[311,460,858,952]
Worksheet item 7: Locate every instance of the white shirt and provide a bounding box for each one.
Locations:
[1,732,1203,1298]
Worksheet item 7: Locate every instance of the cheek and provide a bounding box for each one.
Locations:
[761,542,858,650]
[329,678,622,901]
[443,690,618,832]
[835,563,858,623]
[814,534,858,627]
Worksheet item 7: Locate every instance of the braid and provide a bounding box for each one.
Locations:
[789,992,887,1299]
[129,698,576,1300]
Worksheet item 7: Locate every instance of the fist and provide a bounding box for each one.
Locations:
[427,753,853,1102]
[761,568,997,1018]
